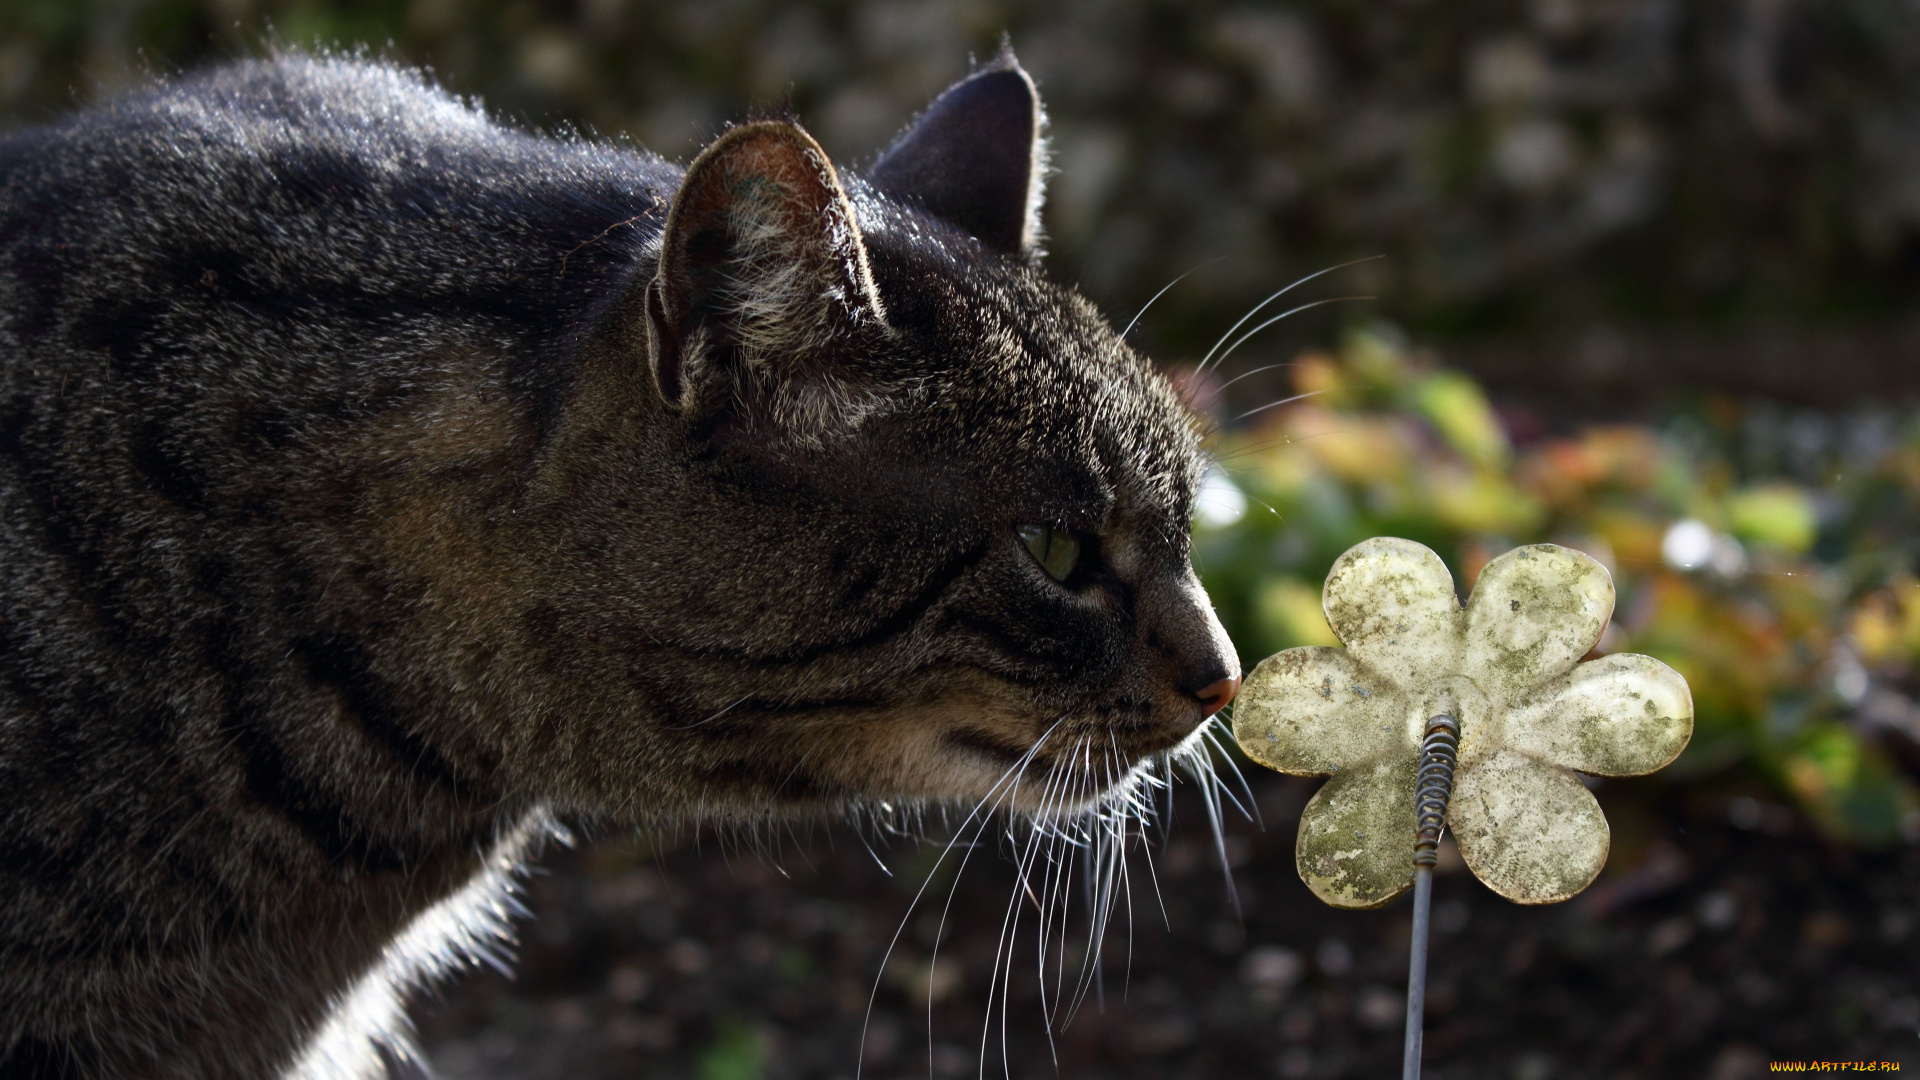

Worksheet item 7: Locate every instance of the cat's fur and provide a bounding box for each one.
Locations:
[0,48,1238,1078]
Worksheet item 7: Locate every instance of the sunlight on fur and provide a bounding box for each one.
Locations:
[286,814,561,1080]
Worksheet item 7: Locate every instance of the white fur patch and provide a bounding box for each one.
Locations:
[281,812,560,1080]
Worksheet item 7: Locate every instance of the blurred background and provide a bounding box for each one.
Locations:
[6,1,1920,1077]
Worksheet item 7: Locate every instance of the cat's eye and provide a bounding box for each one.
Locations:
[1018,524,1082,582]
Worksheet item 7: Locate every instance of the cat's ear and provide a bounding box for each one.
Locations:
[645,121,886,409]
[869,46,1047,257]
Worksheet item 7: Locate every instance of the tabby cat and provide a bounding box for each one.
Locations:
[0,47,1240,1078]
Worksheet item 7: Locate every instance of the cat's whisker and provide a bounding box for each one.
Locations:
[1100,741,1133,1007]
[1185,736,1240,918]
[1048,821,1076,1028]
[922,773,1022,1076]
[1209,295,1374,376]
[1117,793,1140,1004]
[1038,736,1089,1031]
[1064,748,1111,1019]
[1023,770,1073,1058]
[1047,756,1086,1018]
[858,719,1062,1080]
[1136,813,1172,934]
[1228,388,1334,426]
[983,776,1054,1080]
[1207,413,1387,480]
[1202,716,1261,829]
[856,831,893,876]
[1212,361,1298,394]
[1117,256,1227,342]
[911,716,1074,1078]
[1023,760,1073,1066]
[1195,256,1385,372]
[1053,760,1087,955]
[1064,751,1117,1021]
[1207,437,1287,464]
[1065,733,1150,1022]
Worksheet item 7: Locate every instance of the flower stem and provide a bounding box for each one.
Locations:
[1404,712,1459,1080]
[1404,863,1434,1079]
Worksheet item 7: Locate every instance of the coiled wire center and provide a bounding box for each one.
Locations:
[1412,714,1459,867]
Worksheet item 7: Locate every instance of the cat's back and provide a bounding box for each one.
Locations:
[0,53,675,239]
[0,54,679,364]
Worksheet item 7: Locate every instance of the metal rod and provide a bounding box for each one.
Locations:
[1404,713,1459,1080]
[1403,865,1433,1080]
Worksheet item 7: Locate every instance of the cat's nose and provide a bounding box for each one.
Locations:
[1187,671,1241,718]
[1153,566,1240,720]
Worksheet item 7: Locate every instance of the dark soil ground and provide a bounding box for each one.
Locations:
[410,770,1920,1080]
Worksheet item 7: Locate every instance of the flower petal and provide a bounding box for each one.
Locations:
[1235,647,1412,776]
[1322,537,1463,691]
[1464,544,1614,699]
[1449,749,1608,904]
[1503,653,1693,776]
[1294,754,1419,909]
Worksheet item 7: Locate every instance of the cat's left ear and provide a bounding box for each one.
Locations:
[869,45,1048,258]
[645,121,887,410]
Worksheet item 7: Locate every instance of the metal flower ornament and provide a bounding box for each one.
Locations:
[1232,538,1693,1077]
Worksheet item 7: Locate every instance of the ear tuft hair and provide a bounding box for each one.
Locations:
[645,121,887,411]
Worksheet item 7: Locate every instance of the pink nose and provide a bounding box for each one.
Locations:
[1194,674,1240,718]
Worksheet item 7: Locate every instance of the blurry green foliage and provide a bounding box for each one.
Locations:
[1726,483,1819,553]
[1197,326,1920,847]
[696,1017,766,1080]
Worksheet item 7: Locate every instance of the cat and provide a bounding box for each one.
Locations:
[0,45,1240,1079]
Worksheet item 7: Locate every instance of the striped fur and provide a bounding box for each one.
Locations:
[0,51,1236,1077]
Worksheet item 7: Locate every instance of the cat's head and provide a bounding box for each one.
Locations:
[545,52,1238,822]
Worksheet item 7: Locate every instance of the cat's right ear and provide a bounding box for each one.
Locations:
[645,121,886,410]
